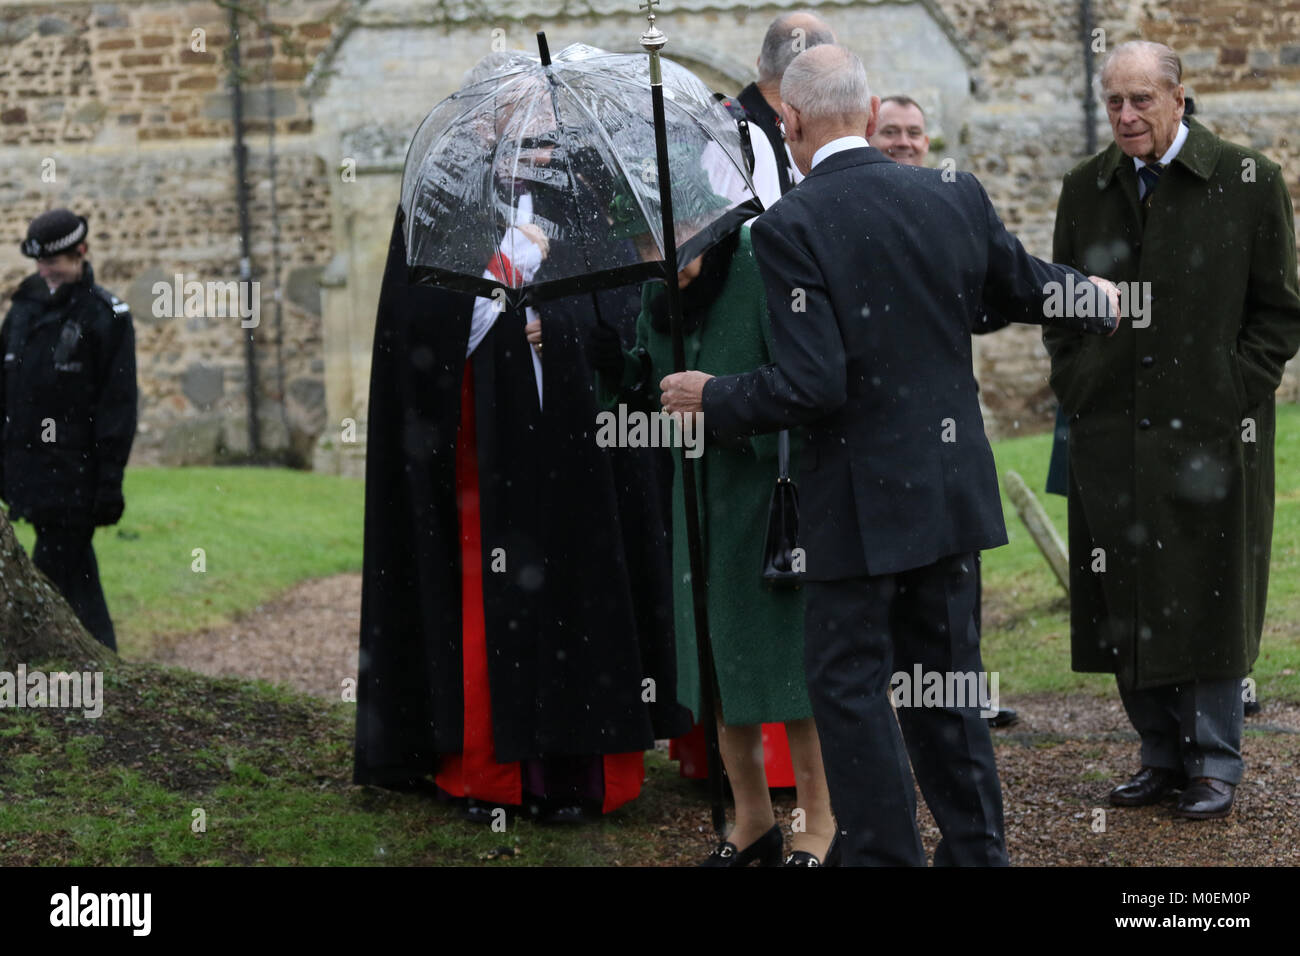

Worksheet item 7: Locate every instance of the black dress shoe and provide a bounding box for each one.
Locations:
[784,831,840,867]
[461,798,517,825]
[700,823,784,867]
[1109,766,1188,807]
[533,801,591,825]
[987,708,1019,728]
[1174,777,1235,819]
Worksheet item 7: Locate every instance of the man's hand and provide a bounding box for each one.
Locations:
[525,318,542,356]
[517,223,549,260]
[660,371,714,415]
[1088,275,1123,336]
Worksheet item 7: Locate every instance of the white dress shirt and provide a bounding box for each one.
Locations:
[810,135,871,171]
[1134,119,1188,199]
[468,193,544,407]
[785,142,805,186]
[744,130,782,212]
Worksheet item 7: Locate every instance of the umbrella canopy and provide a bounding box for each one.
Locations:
[400,42,762,307]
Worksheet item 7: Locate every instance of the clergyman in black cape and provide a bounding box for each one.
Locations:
[353,198,687,818]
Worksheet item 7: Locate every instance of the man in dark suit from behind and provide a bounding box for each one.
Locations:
[661,45,1121,865]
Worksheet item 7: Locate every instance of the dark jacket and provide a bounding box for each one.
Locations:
[702,145,1115,580]
[1044,117,1300,688]
[0,263,137,528]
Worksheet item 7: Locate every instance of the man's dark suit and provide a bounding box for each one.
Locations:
[702,144,1114,865]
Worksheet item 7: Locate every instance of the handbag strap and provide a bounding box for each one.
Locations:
[777,429,790,480]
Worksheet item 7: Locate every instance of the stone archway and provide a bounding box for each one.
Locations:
[303,1,974,473]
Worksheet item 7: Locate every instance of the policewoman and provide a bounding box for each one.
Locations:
[1,209,138,650]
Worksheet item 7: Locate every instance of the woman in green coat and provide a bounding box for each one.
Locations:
[592,223,836,866]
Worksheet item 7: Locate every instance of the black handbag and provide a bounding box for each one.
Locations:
[760,430,802,588]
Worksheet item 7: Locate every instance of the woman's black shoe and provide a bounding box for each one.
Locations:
[783,831,840,867]
[699,823,784,867]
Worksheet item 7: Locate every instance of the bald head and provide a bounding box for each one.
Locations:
[777,45,880,176]
[781,45,872,125]
[757,11,837,84]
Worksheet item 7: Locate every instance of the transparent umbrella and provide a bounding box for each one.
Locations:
[399,39,761,308]
[401,31,754,839]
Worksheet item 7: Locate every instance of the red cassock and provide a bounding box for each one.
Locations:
[434,364,643,813]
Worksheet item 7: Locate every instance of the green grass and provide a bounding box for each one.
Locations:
[11,466,364,656]
[9,408,1298,698]
[3,414,1299,867]
[981,403,1300,702]
[0,663,701,866]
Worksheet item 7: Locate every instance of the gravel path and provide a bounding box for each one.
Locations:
[150,574,362,701]
[148,573,1300,865]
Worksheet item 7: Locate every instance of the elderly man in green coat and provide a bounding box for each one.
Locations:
[1044,40,1300,820]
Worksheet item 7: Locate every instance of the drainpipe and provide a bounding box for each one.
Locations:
[262,0,292,461]
[229,3,262,457]
[1080,0,1098,155]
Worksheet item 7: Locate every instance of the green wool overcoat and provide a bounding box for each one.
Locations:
[599,227,811,726]
[1044,117,1300,689]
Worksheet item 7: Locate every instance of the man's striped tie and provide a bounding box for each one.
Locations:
[1138,162,1166,206]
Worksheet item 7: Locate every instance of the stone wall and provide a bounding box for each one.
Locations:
[0,0,340,464]
[2,0,1298,467]
[936,0,1300,434]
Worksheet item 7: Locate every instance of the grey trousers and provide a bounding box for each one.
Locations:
[1117,678,1244,784]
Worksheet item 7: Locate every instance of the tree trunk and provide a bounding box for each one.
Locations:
[0,511,114,670]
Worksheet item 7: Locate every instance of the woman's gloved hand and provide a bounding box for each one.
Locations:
[588,320,626,381]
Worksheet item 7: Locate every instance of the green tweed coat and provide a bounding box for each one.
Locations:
[1044,117,1300,689]
[599,227,811,725]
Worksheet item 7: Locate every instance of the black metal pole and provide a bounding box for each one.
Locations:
[641,7,727,838]
[1080,0,1098,155]
[229,3,261,456]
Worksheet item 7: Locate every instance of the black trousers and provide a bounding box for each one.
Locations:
[804,552,1006,866]
[32,523,117,652]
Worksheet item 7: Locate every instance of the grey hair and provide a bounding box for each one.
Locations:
[757,11,836,83]
[780,45,872,124]
[1097,40,1183,97]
